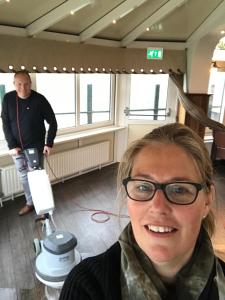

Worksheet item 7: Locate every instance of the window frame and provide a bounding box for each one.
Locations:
[70,73,115,134]
[126,74,177,125]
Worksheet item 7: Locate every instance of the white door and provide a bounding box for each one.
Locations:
[124,74,178,144]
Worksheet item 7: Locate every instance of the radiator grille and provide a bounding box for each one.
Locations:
[0,165,23,197]
[0,141,110,198]
[45,141,110,181]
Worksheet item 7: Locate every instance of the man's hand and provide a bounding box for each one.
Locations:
[9,147,22,156]
[43,145,52,156]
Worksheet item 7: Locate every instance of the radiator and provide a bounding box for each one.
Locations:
[0,141,110,198]
[0,165,23,198]
[45,141,110,181]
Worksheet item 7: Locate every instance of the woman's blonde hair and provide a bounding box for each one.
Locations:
[117,122,215,236]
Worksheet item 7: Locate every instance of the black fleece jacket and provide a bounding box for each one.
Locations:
[1,90,57,150]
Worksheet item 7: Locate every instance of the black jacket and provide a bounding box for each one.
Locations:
[1,90,57,150]
[59,242,225,300]
[60,243,121,300]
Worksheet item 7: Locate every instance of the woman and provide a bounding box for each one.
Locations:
[60,123,225,300]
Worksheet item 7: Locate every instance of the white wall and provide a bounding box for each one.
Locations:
[185,0,225,93]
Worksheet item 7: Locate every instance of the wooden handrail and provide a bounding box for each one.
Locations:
[169,71,225,131]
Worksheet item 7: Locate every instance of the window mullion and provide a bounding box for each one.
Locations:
[76,74,80,127]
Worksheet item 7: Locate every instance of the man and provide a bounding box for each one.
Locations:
[1,71,57,216]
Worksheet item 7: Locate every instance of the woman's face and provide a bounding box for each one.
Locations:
[127,142,213,272]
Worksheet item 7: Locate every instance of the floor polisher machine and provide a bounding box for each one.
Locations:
[24,148,81,298]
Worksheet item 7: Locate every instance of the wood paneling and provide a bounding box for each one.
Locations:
[184,93,211,138]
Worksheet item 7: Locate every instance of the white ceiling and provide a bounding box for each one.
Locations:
[0,0,224,50]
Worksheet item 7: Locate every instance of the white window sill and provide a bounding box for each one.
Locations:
[0,125,125,158]
[55,125,124,144]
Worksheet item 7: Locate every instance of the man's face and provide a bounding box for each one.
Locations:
[14,74,32,99]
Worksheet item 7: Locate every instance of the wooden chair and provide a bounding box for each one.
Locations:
[211,130,225,163]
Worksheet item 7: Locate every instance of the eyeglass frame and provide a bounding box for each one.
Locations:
[122,177,206,205]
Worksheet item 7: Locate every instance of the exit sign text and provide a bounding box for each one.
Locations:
[147,48,163,60]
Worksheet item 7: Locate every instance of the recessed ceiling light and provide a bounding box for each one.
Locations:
[146,27,150,31]
[221,30,225,34]
[112,20,116,24]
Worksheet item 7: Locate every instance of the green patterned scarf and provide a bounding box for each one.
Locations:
[118,223,225,300]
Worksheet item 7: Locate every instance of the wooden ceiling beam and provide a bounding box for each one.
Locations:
[26,0,92,37]
[121,0,187,47]
[80,0,147,42]
[187,1,225,46]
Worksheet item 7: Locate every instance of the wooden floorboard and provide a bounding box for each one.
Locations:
[0,162,224,299]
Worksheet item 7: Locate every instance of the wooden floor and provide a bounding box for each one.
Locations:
[0,162,225,300]
[0,163,129,300]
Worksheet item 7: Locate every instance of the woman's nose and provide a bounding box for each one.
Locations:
[148,189,172,214]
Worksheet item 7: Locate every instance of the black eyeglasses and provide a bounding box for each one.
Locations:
[122,177,206,205]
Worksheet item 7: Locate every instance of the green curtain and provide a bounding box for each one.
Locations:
[0,85,6,104]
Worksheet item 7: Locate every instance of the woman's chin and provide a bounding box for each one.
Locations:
[145,246,176,264]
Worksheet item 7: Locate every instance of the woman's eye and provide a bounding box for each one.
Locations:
[171,186,190,195]
[174,187,185,193]
[136,183,151,192]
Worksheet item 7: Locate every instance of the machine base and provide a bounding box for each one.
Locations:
[35,249,81,288]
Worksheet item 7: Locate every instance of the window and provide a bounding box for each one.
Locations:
[36,73,76,129]
[0,73,14,142]
[79,74,112,125]
[36,73,113,131]
[129,74,169,120]
[208,70,225,123]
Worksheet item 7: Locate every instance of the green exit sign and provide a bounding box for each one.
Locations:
[147,48,163,60]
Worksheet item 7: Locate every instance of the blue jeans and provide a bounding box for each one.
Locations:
[12,151,44,206]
